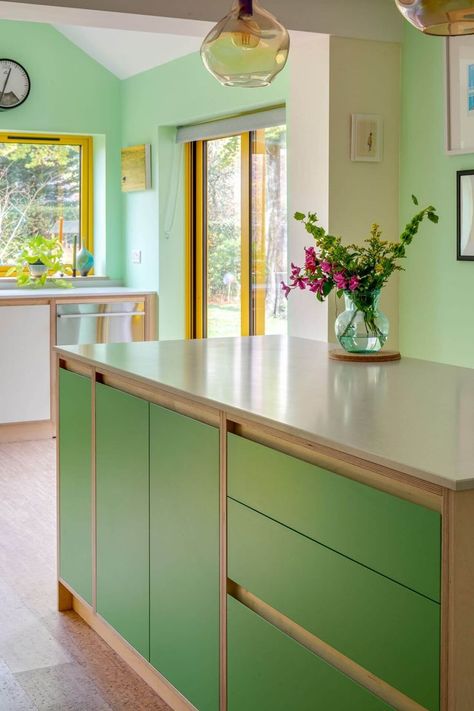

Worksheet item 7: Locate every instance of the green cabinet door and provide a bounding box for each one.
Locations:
[96,383,149,659]
[150,404,220,711]
[58,369,92,605]
[228,596,393,711]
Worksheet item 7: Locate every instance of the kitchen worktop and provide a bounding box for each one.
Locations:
[0,286,155,300]
[56,336,474,491]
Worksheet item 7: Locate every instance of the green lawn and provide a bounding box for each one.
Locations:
[208,304,287,338]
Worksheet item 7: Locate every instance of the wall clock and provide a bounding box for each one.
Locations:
[0,59,30,111]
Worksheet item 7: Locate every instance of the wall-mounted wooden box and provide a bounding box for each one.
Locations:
[121,144,151,192]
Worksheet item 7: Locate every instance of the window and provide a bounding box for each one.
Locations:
[186,124,287,338]
[0,133,93,274]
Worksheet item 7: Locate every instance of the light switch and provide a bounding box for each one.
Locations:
[132,250,142,264]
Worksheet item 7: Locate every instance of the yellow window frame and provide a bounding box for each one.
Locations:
[0,132,94,276]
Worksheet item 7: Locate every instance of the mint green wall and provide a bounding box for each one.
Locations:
[400,24,474,367]
[121,52,288,340]
[0,21,123,279]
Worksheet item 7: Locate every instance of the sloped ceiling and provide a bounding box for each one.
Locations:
[54,25,205,78]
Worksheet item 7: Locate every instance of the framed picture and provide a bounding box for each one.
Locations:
[121,144,152,192]
[446,36,474,154]
[351,114,383,162]
[457,169,474,260]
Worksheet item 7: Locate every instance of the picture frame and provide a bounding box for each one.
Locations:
[446,36,474,154]
[350,114,383,163]
[457,169,474,260]
[121,144,152,192]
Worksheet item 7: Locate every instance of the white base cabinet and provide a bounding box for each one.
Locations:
[0,305,51,424]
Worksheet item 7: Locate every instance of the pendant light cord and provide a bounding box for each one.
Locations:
[240,0,253,16]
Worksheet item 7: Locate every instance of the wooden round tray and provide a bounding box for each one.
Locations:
[329,349,401,363]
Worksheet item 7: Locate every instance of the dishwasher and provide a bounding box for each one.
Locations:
[56,301,146,346]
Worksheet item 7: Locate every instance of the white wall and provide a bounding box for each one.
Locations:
[288,34,330,341]
[328,36,401,348]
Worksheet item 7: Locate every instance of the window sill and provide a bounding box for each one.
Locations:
[0,276,122,289]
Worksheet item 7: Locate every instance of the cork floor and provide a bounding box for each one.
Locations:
[0,439,171,711]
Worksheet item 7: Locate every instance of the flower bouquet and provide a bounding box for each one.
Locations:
[282,196,438,353]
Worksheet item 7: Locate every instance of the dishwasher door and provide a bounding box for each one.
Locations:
[56,301,146,346]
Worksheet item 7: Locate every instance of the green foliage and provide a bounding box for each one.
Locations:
[8,234,72,288]
[0,141,80,265]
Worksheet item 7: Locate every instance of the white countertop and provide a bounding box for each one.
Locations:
[56,336,474,491]
[0,286,155,300]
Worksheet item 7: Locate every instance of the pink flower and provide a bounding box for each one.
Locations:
[320,260,332,275]
[294,275,308,290]
[333,272,347,290]
[281,281,292,298]
[305,247,318,272]
[309,278,326,294]
[348,275,360,291]
[290,263,301,277]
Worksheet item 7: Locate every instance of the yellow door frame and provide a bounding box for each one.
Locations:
[186,130,267,339]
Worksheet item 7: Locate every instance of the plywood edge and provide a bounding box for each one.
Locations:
[58,581,73,612]
[219,412,228,711]
[71,595,197,711]
[0,298,50,306]
[232,419,443,512]
[0,419,53,443]
[445,488,474,709]
[58,357,95,379]
[99,371,220,428]
[144,293,158,340]
[228,582,427,711]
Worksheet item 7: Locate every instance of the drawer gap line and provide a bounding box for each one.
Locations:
[227,495,441,605]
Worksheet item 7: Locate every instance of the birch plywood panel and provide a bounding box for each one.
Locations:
[121,144,151,192]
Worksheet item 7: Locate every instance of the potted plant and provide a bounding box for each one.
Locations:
[8,235,72,288]
[282,196,438,353]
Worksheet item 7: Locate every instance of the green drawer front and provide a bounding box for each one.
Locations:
[150,404,220,711]
[59,369,92,605]
[228,596,393,711]
[96,383,150,660]
[228,498,440,711]
[228,433,441,602]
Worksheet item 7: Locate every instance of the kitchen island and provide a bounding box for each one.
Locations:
[55,336,474,711]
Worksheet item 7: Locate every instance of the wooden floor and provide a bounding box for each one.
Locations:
[0,439,170,711]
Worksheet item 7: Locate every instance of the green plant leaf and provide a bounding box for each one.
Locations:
[412,194,419,205]
[294,212,305,221]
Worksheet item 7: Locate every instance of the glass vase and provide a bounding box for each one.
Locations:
[335,290,389,354]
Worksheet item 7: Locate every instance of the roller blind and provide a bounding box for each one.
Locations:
[176,106,286,144]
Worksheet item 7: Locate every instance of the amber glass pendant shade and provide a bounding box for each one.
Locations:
[201,0,290,87]
[395,0,474,35]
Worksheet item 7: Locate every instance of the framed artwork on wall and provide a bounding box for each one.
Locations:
[446,37,474,154]
[457,169,474,260]
[351,114,383,162]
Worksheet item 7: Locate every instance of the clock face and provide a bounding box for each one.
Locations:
[0,59,30,110]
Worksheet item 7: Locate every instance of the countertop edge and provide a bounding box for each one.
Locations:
[54,345,459,492]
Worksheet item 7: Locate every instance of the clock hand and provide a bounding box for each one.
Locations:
[0,68,12,105]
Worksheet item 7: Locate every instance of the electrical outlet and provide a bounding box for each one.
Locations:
[132,250,142,264]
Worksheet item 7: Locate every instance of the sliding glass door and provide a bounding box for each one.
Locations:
[186,125,287,339]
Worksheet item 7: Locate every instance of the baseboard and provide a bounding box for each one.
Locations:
[0,420,53,443]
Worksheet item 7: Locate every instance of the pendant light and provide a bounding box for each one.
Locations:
[201,0,290,87]
[395,0,474,36]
